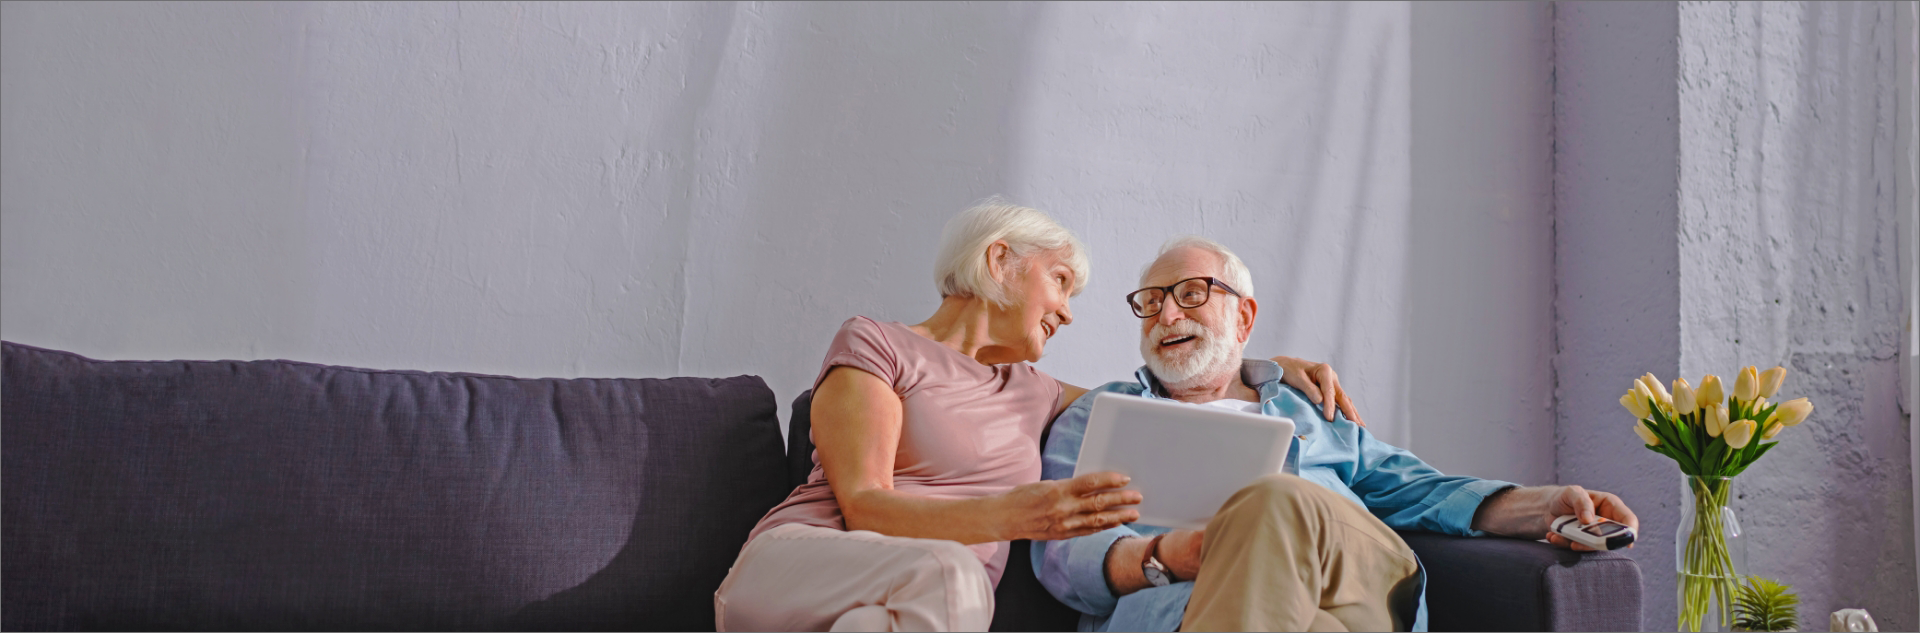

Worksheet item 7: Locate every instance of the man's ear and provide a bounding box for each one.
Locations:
[984,240,1013,284]
[1237,296,1258,343]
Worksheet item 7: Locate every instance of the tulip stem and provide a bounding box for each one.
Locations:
[1679,476,1737,632]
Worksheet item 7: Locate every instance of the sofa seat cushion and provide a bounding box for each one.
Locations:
[1,342,788,631]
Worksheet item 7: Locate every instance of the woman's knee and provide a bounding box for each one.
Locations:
[895,538,992,593]
[888,539,994,630]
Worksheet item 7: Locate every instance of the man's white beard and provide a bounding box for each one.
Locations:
[1140,315,1243,391]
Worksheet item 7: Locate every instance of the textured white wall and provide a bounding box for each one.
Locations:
[0,1,1561,479]
[1556,1,1916,628]
[1677,1,1914,625]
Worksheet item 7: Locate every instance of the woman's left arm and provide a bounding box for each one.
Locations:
[1050,355,1362,425]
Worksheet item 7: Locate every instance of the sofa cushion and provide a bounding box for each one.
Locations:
[1,342,788,631]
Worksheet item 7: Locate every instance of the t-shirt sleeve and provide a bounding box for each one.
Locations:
[813,316,905,393]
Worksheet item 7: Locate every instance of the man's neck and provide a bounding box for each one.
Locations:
[1161,365,1261,404]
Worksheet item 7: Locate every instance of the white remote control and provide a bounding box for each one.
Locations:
[1550,515,1636,550]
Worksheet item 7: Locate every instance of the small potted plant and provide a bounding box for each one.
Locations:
[1731,575,1799,632]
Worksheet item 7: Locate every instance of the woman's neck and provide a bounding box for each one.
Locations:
[910,296,1025,365]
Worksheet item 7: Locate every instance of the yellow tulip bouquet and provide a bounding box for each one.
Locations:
[1621,366,1813,632]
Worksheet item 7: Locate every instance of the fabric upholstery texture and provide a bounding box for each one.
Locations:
[1403,529,1644,631]
[1,341,788,631]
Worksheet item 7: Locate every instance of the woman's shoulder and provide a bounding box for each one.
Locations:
[838,314,900,334]
[828,315,1050,379]
[830,315,906,350]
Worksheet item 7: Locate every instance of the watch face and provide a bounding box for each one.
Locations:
[1144,565,1170,586]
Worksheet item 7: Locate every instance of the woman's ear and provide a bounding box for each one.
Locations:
[1236,296,1259,343]
[984,240,1013,284]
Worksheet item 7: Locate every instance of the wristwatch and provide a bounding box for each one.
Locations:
[1141,534,1173,587]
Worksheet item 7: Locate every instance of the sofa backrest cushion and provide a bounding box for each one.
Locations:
[1,342,788,631]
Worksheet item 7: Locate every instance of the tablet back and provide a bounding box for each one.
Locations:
[1073,392,1294,529]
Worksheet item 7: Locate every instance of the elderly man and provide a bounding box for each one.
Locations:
[1032,236,1639,632]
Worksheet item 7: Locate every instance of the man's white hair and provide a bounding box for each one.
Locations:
[934,198,1091,305]
[1142,235,1255,299]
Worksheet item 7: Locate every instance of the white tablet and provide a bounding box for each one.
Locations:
[1073,391,1295,530]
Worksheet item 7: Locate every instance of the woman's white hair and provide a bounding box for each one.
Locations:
[934,198,1090,305]
[1144,235,1255,299]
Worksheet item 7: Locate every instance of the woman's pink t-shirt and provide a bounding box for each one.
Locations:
[746,316,1063,585]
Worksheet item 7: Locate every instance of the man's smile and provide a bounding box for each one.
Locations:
[1160,335,1198,348]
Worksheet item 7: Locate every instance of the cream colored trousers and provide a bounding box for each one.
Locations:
[714,524,995,632]
[1183,473,1423,632]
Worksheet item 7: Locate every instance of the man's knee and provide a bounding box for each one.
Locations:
[1233,473,1335,510]
[1216,473,1376,532]
[1240,473,1317,498]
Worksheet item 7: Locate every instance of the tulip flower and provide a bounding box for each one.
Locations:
[1757,366,1787,398]
[1734,366,1760,402]
[1632,380,1657,410]
[1641,373,1673,407]
[1773,397,1813,427]
[1672,378,1697,416]
[1762,420,1784,440]
[1724,418,1757,449]
[1633,422,1661,446]
[1698,374,1726,409]
[1705,404,1726,437]
[1620,391,1651,420]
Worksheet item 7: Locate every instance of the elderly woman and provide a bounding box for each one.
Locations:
[713,201,1355,632]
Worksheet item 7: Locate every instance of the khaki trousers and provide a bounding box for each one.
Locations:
[1182,474,1422,632]
[714,524,995,632]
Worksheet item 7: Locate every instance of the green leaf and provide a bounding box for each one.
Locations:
[1644,420,1694,473]
[1703,440,1728,476]
[1729,442,1779,477]
[1670,415,1699,458]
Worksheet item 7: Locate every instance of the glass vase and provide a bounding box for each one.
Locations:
[1676,475,1746,632]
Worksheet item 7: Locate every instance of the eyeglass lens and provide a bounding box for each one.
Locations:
[1130,278,1217,316]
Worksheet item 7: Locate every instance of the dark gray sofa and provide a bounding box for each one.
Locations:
[3,342,1641,631]
[785,390,1645,632]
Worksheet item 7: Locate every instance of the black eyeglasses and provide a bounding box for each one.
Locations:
[1126,277,1242,318]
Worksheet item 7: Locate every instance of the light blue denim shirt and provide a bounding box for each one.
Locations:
[1032,359,1516,632]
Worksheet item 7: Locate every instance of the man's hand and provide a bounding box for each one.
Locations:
[1270,356,1364,425]
[1542,486,1639,552]
[1472,485,1640,552]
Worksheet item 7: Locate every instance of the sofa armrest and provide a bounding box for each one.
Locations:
[1399,531,1642,632]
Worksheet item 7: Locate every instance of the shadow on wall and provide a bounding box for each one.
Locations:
[671,1,1048,410]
